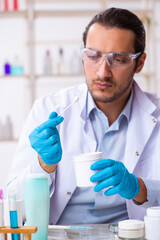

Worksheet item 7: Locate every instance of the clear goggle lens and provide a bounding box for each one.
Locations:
[82,48,141,68]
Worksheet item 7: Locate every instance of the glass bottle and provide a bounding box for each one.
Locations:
[57,47,66,75]
[43,50,53,75]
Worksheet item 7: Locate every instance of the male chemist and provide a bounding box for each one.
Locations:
[7,8,160,224]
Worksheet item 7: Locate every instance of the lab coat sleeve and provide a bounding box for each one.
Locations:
[138,178,160,208]
[6,99,56,202]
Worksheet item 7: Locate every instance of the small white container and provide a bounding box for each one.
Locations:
[118,219,145,239]
[144,206,160,240]
[73,152,102,187]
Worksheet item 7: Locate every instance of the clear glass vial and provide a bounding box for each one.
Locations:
[118,219,145,240]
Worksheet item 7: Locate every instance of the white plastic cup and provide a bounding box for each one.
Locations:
[25,174,50,240]
[73,152,102,187]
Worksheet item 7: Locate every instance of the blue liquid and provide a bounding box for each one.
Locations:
[10,211,19,240]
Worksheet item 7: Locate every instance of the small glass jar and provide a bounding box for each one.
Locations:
[118,219,145,240]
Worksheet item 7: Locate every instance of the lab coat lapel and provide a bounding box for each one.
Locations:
[124,82,157,173]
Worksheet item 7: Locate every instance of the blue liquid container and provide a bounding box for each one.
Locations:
[4,62,11,75]
[8,191,19,240]
[10,211,19,240]
[25,174,50,240]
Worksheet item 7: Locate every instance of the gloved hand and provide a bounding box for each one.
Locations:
[90,159,139,200]
[29,112,64,165]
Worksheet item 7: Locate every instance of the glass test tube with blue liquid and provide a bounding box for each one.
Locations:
[8,191,19,240]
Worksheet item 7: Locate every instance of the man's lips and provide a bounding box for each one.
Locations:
[95,81,113,89]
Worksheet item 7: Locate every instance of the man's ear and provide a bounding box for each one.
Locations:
[135,52,147,73]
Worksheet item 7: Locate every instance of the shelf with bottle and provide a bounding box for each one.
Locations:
[40,47,84,77]
[2,56,25,77]
[0,10,27,18]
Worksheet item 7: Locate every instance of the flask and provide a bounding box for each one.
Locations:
[0,189,4,240]
[144,206,160,240]
[118,219,145,240]
[57,47,66,75]
[43,50,53,75]
[25,174,50,240]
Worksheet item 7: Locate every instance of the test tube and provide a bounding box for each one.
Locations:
[8,190,19,240]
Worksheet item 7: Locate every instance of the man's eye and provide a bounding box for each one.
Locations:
[88,55,98,60]
[113,55,129,64]
[87,53,101,61]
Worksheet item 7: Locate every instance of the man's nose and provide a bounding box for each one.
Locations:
[96,57,112,78]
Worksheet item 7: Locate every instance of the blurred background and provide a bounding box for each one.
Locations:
[0,0,160,189]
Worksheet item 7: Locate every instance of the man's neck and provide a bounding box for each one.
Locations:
[96,89,132,126]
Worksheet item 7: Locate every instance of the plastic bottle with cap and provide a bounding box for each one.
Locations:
[118,219,145,239]
[144,206,160,240]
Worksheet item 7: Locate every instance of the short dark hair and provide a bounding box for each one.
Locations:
[83,7,146,54]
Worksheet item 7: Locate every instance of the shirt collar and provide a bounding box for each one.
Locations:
[86,89,133,123]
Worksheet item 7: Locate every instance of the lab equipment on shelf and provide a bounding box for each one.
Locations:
[4,61,11,75]
[43,49,53,75]
[11,56,23,76]
[57,47,66,75]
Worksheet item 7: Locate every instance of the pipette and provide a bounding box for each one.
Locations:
[58,96,79,116]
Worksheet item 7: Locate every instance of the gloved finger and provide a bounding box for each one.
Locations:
[39,128,57,139]
[90,159,115,171]
[104,184,120,196]
[36,116,64,132]
[39,134,59,146]
[90,167,113,182]
[49,112,58,119]
[94,172,120,192]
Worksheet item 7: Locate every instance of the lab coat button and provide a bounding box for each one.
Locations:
[136,151,140,156]
[67,192,71,195]
[152,118,157,123]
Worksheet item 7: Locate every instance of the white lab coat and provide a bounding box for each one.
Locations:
[7,81,160,224]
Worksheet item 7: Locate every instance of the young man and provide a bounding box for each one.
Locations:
[7,8,160,224]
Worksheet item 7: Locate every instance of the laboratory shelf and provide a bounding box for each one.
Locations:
[0,10,27,18]
[34,9,99,18]
[35,74,84,79]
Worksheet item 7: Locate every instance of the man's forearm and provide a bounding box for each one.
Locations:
[133,177,147,204]
[38,154,57,173]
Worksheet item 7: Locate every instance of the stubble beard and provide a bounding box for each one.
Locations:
[87,76,134,103]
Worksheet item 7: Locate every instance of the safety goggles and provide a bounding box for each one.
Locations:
[81,47,141,68]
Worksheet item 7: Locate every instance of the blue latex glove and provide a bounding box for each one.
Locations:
[29,112,64,165]
[90,159,139,200]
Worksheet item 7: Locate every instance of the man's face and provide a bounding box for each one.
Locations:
[83,23,144,105]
